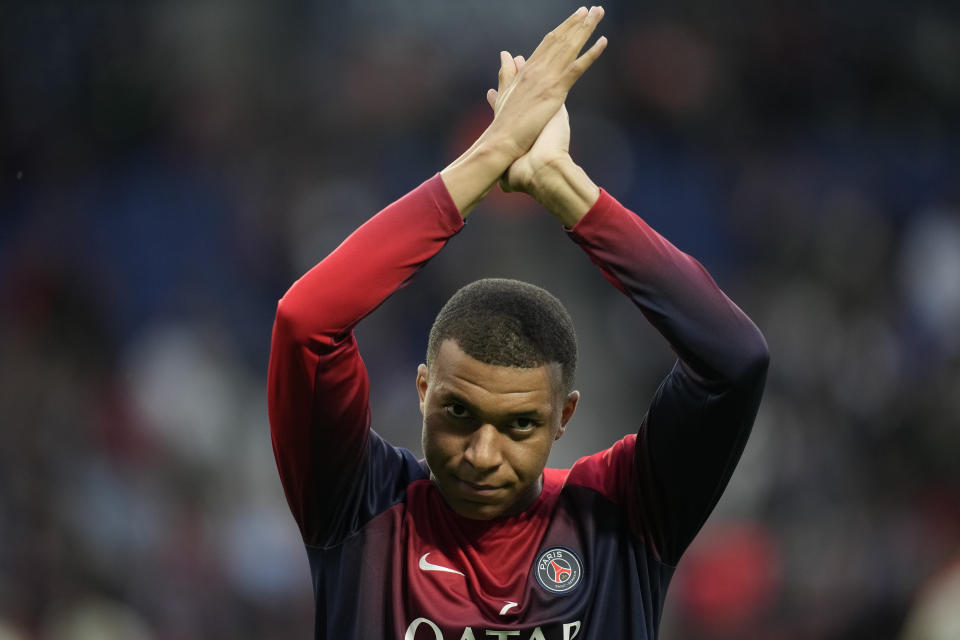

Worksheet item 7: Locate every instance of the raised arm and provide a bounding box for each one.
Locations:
[489,58,768,564]
[564,179,769,564]
[268,6,610,546]
[268,176,464,544]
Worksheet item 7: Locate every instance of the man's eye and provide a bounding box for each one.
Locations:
[445,403,469,418]
[511,417,537,431]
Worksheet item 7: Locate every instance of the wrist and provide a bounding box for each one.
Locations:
[526,153,574,197]
[440,132,518,218]
[479,128,529,168]
[528,155,599,227]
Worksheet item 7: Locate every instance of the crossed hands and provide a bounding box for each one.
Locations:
[486,6,606,196]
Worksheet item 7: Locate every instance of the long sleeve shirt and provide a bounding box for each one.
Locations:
[267,174,769,639]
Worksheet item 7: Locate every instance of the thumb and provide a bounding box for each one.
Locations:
[486,88,498,110]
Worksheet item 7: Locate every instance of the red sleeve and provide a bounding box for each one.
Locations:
[567,189,769,564]
[267,174,463,544]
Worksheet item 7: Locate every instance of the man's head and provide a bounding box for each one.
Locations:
[416,278,579,520]
[425,278,578,395]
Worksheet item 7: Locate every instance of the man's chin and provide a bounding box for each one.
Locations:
[449,500,512,521]
[437,484,516,520]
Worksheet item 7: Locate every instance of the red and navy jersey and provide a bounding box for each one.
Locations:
[267,175,769,639]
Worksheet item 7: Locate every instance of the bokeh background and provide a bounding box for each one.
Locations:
[2,1,959,639]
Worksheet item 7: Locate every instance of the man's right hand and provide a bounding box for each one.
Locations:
[440,6,606,217]
[485,6,606,161]
[485,45,604,228]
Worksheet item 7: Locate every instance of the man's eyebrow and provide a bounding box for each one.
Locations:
[505,408,548,419]
[438,391,548,420]
[438,391,480,413]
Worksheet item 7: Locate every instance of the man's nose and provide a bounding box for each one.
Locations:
[463,423,503,472]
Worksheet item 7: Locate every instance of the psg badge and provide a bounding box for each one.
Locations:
[534,547,583,594]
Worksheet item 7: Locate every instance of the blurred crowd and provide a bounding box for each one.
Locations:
[1,1,958,639]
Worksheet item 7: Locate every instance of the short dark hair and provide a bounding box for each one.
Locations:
[426,278,577,394]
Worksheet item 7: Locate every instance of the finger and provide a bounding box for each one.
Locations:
[498,50,518,93]
[566,6,606,56]
[528,7,588,60]
[514,55,526,70]
[566,35,607,82]
[551,6,589,38]
[486,88,498,109]
[530,6,604,66]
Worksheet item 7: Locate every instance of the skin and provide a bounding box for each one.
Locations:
[486,51,602,227]
[417,340,579,520]
[421,8,608,519]
[440,5,606,221]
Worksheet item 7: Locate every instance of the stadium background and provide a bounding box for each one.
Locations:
[1,1,958,638]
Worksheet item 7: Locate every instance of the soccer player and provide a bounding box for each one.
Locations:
[267,6,769,639]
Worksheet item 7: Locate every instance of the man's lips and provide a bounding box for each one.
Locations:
[456,477,504,496]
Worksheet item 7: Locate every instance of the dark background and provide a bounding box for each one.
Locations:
[2,1,959,638]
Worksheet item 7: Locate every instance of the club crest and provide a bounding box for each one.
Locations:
[534,547,583,594]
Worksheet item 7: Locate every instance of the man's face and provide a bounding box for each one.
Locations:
[417,339,579,520]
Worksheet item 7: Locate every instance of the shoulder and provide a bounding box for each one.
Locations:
[548,436,650,544]
[313,432,429,546]
[538,435,640,512]
[561,434,638,501]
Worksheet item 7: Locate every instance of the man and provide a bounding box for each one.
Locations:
[268,6,769,639]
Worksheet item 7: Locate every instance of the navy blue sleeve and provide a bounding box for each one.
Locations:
[568,188,769,565]
[312,431,428,549]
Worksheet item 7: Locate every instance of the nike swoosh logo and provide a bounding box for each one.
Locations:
[499,601,518,615]
[418,553,465,576]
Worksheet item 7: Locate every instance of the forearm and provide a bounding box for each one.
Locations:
[440,133,517,218]
[568,191,768,385]
[275,174,463,348]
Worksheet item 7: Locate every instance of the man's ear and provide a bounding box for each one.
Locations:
[555,390,580,441]
[416,364,429,414]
